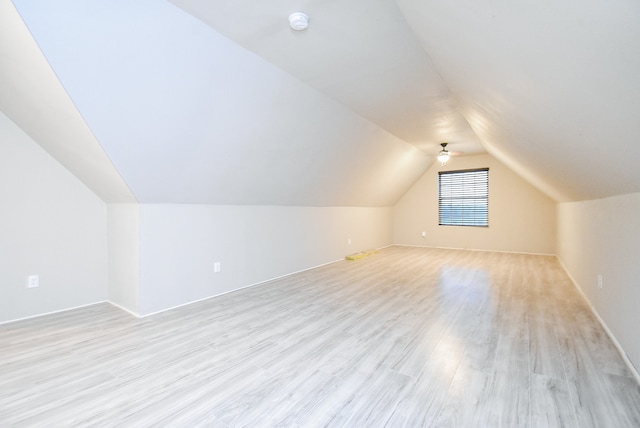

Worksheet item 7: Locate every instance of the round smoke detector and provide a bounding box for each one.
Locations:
[289,12,309,31]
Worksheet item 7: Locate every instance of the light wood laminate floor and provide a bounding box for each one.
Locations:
[1,246,639,427]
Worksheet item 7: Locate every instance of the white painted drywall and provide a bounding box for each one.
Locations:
[398,0,640,202]
[137,204,392,315]
[557,193,640,372]
[13,0,429,207]
[0,0,136,204]
[0,112,108,323]
[107,204,140,315]
[393,154,556,254]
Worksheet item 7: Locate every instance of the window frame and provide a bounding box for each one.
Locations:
[438,168,489,227]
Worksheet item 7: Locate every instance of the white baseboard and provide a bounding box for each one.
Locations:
[0,300,108,325]
[557,257,640,386]
[136,243,397,318]
[107,300,141,318]
[392,243,555,257]
[136,255,349,318]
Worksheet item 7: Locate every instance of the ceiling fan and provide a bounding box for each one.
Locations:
[437,142,464,165]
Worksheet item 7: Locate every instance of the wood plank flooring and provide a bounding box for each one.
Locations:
[1,246,639,427]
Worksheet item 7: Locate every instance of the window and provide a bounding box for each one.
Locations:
[439,168,489,227]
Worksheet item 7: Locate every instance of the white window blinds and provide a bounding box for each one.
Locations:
[438,168,489,227]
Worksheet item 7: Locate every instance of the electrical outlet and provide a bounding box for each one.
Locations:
[421,231,426,238]
[348,238,351,245]
[214,262,221,273]
[597,274,603,289]
[27,275,39,288]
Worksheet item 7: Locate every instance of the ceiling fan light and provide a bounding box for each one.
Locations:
[438,150,450,165]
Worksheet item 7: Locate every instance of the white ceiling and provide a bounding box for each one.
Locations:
[170,0,483,156]
[0,1,136,203]
[4,0,640,205]
[397,0,640,202]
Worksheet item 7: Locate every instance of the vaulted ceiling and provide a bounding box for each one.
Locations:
[3,0,640,205]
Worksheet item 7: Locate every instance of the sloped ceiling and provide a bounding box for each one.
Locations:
[7,0,434,206]
[396,0,640,202]
[0,1,136,203]
[169,0,483,155]
[5,0,640,205]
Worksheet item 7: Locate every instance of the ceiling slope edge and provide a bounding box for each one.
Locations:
[394,0,565,203]
[396,0,640,203]
[169,0,487,158]
[0,1,136,204]
[10,0,434,207]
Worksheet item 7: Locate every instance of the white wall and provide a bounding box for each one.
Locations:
[393,154,556,254]
[138,204,392,315]
[13,0,430,208]
[0,112,108,323]
[557,193,640,372]
[107,204,140,314]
